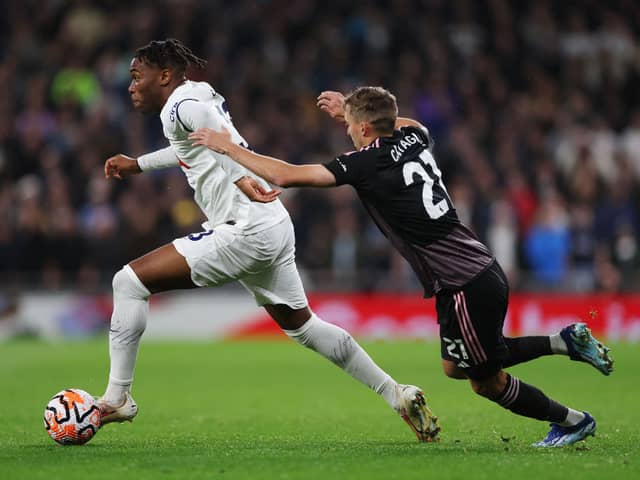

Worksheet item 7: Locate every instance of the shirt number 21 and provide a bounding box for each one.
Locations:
[402,150,451,219]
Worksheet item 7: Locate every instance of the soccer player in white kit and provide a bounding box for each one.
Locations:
[97,39,439,442]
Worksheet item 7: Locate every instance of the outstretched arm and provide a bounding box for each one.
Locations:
[189,128,336,188]
[176,100,282,202]
[137,146,180,171]
[316,91,427,130]
[104,147,179,180]
[104,146,279,202]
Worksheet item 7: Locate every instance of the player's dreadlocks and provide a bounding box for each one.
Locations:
[134,38,207,74]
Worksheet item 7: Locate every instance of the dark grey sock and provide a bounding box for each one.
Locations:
[494,374,568,423]
[502,336,552,368]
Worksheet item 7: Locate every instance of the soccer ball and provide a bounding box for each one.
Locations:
[44,389,101,445]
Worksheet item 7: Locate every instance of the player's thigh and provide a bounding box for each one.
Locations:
[239,222,308,312]
[172,224,260,288]
[436,261,509,381]
[128,243,197,293]
[241,255,308,310]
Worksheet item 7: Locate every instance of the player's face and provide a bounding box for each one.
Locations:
[128,58,165,112]
[344,107,367,149]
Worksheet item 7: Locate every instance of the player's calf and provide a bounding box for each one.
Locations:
[478,372,569,422]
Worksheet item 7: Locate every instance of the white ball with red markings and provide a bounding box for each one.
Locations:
[44,389,101,445]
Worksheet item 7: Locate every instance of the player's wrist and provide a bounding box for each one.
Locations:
[234,175,249,184]
[227,142,243,158]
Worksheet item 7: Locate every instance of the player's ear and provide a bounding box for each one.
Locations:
[159,69,171,86]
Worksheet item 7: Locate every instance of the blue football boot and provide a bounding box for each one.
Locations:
[532,412,596,447]
[560,323,613,375]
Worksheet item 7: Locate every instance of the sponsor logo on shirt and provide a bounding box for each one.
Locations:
[169,102,178,122]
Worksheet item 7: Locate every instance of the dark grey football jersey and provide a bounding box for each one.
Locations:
[324,126,493,297]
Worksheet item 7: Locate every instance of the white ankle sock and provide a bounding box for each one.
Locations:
[549,333,568,355]
[103,265,150,404]
[557,408,585,427]
[103,379,130,406]
[284,313,397,407]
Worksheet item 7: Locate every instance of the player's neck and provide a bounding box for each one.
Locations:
[360,133,381,149]
[361,128,393,148]
[160,78,188,107]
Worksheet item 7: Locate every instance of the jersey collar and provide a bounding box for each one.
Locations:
[361,130,403,150]
[360,136,381,151]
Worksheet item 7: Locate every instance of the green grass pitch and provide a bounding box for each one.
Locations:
[1,339,638,480]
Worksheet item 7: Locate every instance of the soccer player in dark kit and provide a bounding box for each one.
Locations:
[189,86,614,447]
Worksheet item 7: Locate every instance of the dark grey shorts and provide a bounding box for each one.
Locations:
[436,261,510,380]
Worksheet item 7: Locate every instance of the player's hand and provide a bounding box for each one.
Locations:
[317,91,346,122]
[104,154,142,180]
[235,176,281,203]
[189,127,233,154]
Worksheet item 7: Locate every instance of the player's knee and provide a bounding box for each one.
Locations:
[470,381,493,398]
[469,372,507,399]
[110,266,150,338]
[442,361,467,379]
[266,304,311,330]
[112,266,151,301]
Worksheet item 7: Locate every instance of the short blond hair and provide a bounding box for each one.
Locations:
[344,86,398,134]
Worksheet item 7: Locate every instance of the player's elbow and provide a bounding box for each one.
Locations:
[269,173,292,188]
[270,166,302,188]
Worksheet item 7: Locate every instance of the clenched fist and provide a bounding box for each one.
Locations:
[104,154,142,180]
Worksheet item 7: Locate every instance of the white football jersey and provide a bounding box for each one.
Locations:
[157,80,289,233]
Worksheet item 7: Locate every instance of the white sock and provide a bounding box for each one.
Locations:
[549,333,568,355]
[284,313,397,408]
[557,408,585,427]
[102,265,150,404]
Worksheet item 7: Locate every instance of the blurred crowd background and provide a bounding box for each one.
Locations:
[1,0,639,294]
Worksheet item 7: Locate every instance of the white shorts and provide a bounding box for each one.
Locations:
[173,219,308,309]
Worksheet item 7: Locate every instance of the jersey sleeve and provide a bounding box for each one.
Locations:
[323,151,371,187]
[137,146,179,171]
[402,125,433,149]
[176,100,250,183]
